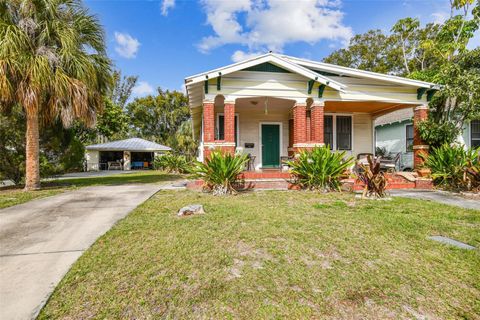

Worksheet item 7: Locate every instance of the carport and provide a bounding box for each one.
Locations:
[85,138,171,171]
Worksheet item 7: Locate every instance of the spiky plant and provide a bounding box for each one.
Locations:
[357,155,388,198]
[192,150,249,195]
[423,144,479,190]
[285,147,354,191]
[154,153,191,174]
[0,0,112,190]
[464,155,480,192]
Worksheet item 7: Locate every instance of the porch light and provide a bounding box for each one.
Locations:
[264,97,269,115]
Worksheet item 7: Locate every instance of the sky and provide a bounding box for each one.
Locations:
[84,0,480,97]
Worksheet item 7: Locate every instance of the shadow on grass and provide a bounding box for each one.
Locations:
[44,172,184,188]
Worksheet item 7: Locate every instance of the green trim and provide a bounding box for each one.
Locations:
[309,69,342,77]
[217,75,221,91]
[308,80,315,94]
[318,84,326,98]
[417,88,427,100]
[244,62,291,73]
[426,89,436,101]
[204,80,208,94]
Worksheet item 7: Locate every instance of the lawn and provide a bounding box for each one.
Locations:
[40,190,480,319]
[0,171,181,209]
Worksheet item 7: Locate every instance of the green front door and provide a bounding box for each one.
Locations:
[261,124,280,168]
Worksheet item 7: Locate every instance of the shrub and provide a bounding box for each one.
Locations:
[423,144,480,190]
[465,156,480,192]
[357,155,388,198]
[192,150,249,195]
[285,147,354,191]
[154,153,190,174]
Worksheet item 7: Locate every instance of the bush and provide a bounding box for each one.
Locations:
[356,155,388,198]
[285,147,354,191]
[154,153,190,174]
[423,144,480,190]
[192,150,249,195]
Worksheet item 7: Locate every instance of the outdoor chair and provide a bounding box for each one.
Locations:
[380,152,401,172]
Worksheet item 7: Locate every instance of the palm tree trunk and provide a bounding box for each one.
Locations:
[24,109,40,191]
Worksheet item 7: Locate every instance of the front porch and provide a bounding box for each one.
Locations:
[199,95,429,172]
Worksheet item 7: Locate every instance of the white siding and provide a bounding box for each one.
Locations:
[86,150,99,171]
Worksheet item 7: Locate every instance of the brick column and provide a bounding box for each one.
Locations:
[203,101,215,159]
[310,102,324,144]
[223,101,236,155]
[203,102,214,143]
[292,103,307,148]
[413,105,429,170]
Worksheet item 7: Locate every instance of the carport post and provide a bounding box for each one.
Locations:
[123,151,131,170]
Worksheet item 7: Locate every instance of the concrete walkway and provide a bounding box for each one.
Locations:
[390,189,480,210]
[0,184,162,320]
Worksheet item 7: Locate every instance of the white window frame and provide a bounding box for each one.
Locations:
[324,113,354,151]
[471,119,480,148]
[405,123,414,153]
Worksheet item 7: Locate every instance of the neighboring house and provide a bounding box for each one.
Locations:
[185,53,439,170]
[375,109,479,170]
[85,138,171,171]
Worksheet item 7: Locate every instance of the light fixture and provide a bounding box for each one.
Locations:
[264,97,269,115]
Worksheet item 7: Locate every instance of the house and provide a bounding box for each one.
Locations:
[85,138,171,171]
[185,53,439,171]
[375,109,479,170]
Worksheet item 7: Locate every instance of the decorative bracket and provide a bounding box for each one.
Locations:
[426,89,436,101]
[217,72,221,91]
[204,76,209,94]
[318,84,326,98]
[417,88,427,100]
[307,80,315,94]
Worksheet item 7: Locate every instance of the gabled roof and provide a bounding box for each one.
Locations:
[280,54,438,89]
[185,52,439,92]
[185,53,346,92]
[86,138,171,152]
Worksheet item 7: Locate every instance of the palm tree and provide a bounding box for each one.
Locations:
[0,0,112,190]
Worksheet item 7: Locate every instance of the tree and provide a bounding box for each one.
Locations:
[127,88,190,144]
[419,48,480,147]
[0,0,112,190]
[167,120,198,160]
[110,70,138,109]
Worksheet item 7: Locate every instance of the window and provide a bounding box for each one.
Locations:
[216,114,239,145]
[472,119,480,148]
[324,115,333,150]
[336,116,352,150]
[323,114,353,151]
[406,124,414,152]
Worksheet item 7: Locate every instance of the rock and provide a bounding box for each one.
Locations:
[177,204,205,216]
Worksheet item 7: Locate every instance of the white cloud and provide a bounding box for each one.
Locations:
[231,50,263,62]
[132,81,154,96]
[161,0,175,16]
[431,11,449,24]
[198,0,352,54]
[114,32,140,58]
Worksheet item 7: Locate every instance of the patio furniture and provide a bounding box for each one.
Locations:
[246,154,256,171]
[131,161,144,170]
[380,152,401,172]
[107,161,122,170]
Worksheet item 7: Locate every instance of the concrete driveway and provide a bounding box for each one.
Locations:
[0,184,162,320]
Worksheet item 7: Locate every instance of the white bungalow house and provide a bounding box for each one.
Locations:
[185,53,439,171]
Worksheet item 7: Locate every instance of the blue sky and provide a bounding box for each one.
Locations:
[84,0,479,96]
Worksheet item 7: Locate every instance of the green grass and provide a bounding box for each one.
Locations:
[40,191,480,319]
[0,171,181,209]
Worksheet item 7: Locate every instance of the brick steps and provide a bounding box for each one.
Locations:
[186,171,433,191]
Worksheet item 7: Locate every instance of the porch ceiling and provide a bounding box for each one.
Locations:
[325,101,416,118]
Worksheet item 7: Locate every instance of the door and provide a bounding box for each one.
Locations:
[261,124,280,168]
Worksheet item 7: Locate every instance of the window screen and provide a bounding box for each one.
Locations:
[324,115,333,150]
[336,116,352,150]
[406,124,414,152]
[472,120,480,148]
